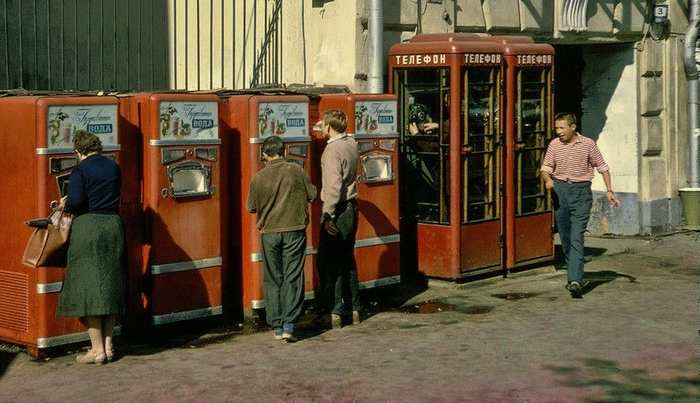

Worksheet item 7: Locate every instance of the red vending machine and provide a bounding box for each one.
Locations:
[120,93,226,325]
[309,94,401,289]
[482,36,555,270]
[219,93,315,317]
[0,93,133,356]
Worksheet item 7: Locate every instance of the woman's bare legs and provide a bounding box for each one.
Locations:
[102,315,117,359]
[83,315,105,354]
[77,316,106,364]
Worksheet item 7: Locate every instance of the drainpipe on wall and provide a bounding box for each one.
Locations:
[368,0,384,93]
[685,0,700,187]
[679,0,700,229]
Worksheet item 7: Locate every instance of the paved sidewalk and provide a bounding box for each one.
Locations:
[0,231,698,402]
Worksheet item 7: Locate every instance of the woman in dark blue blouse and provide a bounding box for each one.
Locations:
[56,130,127,365]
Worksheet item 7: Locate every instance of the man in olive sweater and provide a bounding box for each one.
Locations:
[246,136,316,342]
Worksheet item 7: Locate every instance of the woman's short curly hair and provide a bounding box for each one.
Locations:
[73,130,103,155]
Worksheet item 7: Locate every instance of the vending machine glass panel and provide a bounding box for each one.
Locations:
[167,161,213,198]
[161,148,187,164]
[195,147,218,162]
[517,68,551,215]
[361,152,394,183]
[463,67,500,223]
[49,157,77,174]
[395,68,451,224]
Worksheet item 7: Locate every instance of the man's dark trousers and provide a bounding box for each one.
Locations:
[261,230,306,328]
[318,200,360,316]
[553,180,592,284]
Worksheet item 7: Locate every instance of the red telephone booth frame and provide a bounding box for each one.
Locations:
[482,37,555,270]
[389,33,555,280]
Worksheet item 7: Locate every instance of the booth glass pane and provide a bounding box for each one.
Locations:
[518,68,551,215]
[462,67,500,223]
[396,68,450,224]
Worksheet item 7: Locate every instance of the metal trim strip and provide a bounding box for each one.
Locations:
[350,133,399,139]
[250,246,314,263]
[358,275,401,290]
[355,234,401,248]
[37,145,121,155]
[151,257,222,275]
[151,306,223,325]
[36,282,63,294]
[248,136,309,144]
[37,326,122,348]
[149,139,222,146]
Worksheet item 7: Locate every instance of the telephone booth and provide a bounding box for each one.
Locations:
[219,93,315,317]
[120,93,226,325]
[309,93,401,289]
[482,36,555,270]
[0,94,133,356]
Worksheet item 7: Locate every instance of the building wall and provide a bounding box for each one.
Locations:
[582,44,641,235]
[0,0,169,92]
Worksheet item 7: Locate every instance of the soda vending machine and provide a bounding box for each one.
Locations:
[482,36,555,270]
[309,93,401,289]
[120,93,226,325]
[0,93,131,356]
[219,92,315,317]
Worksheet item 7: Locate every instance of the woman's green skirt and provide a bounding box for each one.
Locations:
[55,214,127,318]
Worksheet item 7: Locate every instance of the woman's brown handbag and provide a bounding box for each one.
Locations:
[21,208,74,268]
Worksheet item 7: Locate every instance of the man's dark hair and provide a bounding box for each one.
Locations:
[262,135,285,158]
[554,112,577,126]
[73,130,103,155]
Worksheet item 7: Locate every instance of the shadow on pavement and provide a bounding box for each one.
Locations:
[554,245,606,269]
[543,357,700,402]
[291,276,429,342]
[580,270,637,296]
[0,349,19,379]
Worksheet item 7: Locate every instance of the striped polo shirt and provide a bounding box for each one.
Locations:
[540,133,609,183]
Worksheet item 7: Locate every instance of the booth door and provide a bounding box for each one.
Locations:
[513,67,554,265]
[460,67,502,273]
[395,67,502,278]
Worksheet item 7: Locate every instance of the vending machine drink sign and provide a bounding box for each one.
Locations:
[46,104,119,151]
[258,102,309,138]
[159,101,218,140]
[354,100,397,136]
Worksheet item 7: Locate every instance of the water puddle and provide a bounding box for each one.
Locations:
[399,301,493,315]
[400,300,455,314]
[492,292,539,300]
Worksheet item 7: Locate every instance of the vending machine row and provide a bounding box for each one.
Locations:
[0,89,404,356]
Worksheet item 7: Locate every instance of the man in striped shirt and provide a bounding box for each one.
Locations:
[540,112,620,298]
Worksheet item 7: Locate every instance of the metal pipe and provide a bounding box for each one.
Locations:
[368,0,384,93]
[685,0,700,186]
[416,0,422,34]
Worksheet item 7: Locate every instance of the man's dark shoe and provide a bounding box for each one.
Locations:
[567,281,582,298]
[282,331,297,343]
